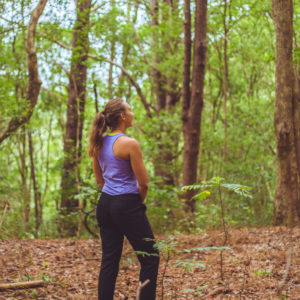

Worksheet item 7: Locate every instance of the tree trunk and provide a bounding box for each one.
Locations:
[150,0,181,187]
[294,74,300,216]
[0,0,47,145]
[151,0,167,111]
[222,0,229,164]
[28,130,42,237]
[108,39,116,99]
[182,0,207,212]
[60,0,91,236]
[17,127,30,224]
[272,0,300,226]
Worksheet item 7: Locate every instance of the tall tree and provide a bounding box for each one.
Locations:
[182,0,207,212]
[60,0,92,236]
[150,0,182,187]
[272,0,300,225]
[0,0,48,144]
[28,130,42,237]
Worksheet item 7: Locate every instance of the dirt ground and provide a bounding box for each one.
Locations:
[0,227,300,299]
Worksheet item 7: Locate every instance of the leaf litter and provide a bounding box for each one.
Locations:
[0,227,299,299]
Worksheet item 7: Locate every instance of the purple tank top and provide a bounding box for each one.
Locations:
[98,133,139,195]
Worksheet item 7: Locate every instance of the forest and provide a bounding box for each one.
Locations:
[0,0,299,299]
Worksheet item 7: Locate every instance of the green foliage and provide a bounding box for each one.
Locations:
[183,246,231,253]
[182,177,253,230]
[174,259,206,272]
[0,0,293,236]
[183,285,209,296]
[254,269,271,277]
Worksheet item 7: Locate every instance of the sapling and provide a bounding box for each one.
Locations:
[143,236,176,299]
[183,177,252,282]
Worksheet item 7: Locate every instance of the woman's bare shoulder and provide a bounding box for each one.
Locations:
[118,136,140,149]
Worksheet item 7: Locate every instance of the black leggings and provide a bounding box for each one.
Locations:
[96,192,160,300]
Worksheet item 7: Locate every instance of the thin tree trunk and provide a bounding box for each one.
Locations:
[42,116,52,202]
[60,0,91,236]
[0,0,47,145]
[28,131,41,237]
[272,0,300,226]
[108,41,115,99]
[17,127,30,223]
[222,0,229,164]
[151,0,167,111]
[181,0,191,125]
[93,79,99,113]
[182,0,207,212]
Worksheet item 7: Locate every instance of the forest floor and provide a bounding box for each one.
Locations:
[0,227,300,299]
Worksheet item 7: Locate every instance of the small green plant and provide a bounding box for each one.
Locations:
[254,269,271,277]
[43,261,49,267]
[135,250,159,257]
[41,272,56,283]
[21,272,31,281]
[174,259,206,272]
[183,285,209,296]
[143,236,177,299]
[183,177,250,282]
[183,246,231,253]
[182,177,252,230]
[32,289,38,299]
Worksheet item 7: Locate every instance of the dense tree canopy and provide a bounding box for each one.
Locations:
[0,0,299,238]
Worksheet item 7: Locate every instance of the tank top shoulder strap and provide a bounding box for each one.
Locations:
[106,132,127,143]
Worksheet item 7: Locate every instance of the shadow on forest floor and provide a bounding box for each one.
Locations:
[0,227,300,299]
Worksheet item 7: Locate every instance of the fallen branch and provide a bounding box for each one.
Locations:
[136,279,150,300]
[0,281,45,290]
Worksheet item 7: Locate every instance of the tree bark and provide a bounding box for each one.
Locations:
[272,0,300,226]
[181,0,191,124]
[150,0,181,187]
[151,0,167,111]
[182,0,207,212]
[222,0,230,164]
[17,127,30,224]
[60,0,91,236]
[0,0,47,144]
[28,131,42,237]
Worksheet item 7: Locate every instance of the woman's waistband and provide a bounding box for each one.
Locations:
[100,192,141,201]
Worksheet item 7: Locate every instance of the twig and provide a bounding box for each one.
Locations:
[277,244,293,296]
[136,279,150,300]
[41,87,66,101]
[131,22,150,65]
[53,60,71,78]
[91,3,106,12]
[0,281,45,290]
[207,286,224,297]
[83,206,99,238]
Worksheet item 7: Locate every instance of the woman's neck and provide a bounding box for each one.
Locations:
[111,125,126,134]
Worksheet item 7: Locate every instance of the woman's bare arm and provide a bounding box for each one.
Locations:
[93,156,104,190]
[128,139,149,202]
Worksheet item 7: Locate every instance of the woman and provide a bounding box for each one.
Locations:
[89,98,159,300]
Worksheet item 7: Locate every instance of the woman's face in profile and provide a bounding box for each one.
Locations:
[123,102,134,128]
